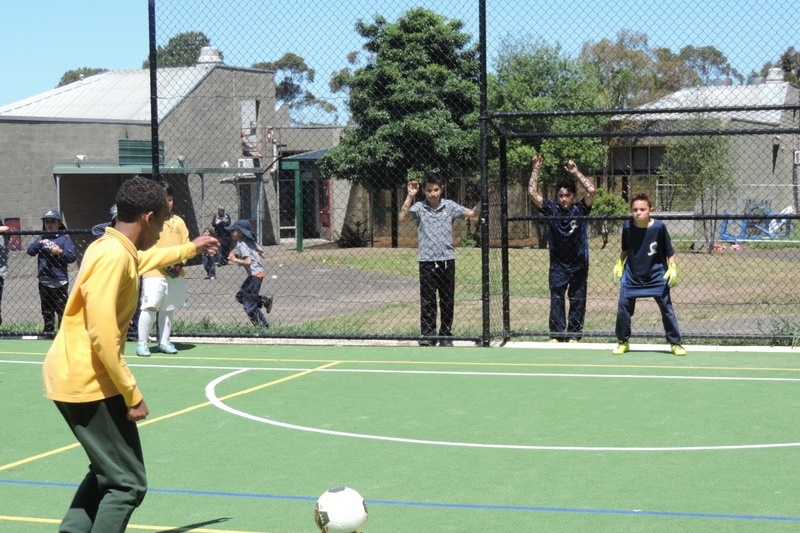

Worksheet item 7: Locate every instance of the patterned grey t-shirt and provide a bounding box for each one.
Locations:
[233,239,264,277]
[409,199,467,262]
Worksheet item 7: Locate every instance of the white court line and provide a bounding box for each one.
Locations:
[9,359,800,382]
[7,358,798,451]
[6,359,800,382]
[505,341,800,353]
[205,369,800,452]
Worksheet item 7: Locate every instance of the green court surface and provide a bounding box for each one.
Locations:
[2,339,800,532]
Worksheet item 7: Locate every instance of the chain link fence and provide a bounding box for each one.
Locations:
[1,0,798,344]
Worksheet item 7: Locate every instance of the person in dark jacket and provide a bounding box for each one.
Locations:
[91,204,118,237]
[0,216,8,327]
[27,210,76,336]
[211,205,233,265]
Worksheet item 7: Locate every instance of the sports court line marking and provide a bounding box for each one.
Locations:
[4,359,799,458]
[506,341,800,353]
[8,358,800,382]
[4,479,799,524]
[0,362,340,472]
[0,514,262,533]
[6,357,800,375]
[142,356,800,373]
[0,443,82,472]
[206,368,800,452]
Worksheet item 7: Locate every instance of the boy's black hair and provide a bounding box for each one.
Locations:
[421,171,446,188]
[158,179,174,197]
[115,177,169,223]
[630,192,652,207]
[555,178,577,196]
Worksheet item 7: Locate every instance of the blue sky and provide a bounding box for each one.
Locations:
[1,0,796,109]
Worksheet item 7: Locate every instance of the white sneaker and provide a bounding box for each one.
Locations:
[159,342,178,354]
[136,342,151,357]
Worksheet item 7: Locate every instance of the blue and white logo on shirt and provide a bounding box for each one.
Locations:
[568,220,578,235]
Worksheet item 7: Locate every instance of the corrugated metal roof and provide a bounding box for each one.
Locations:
[282,148,332,161]
[0,65,216,122]
[632,82,791,125]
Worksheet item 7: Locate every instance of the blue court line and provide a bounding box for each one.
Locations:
[3,478,800,523]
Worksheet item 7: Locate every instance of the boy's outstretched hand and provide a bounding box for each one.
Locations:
[407,180,420,197]
[193,235,219,256]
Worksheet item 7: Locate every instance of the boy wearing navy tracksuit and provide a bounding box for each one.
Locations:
[528,156,597,342]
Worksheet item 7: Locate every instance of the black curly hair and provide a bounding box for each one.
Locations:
[115,177,169,223]
[555,177,577,196]
[422,171,445,188]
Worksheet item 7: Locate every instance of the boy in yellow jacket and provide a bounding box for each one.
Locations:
[42,177,218,532]
[137,180,191,356]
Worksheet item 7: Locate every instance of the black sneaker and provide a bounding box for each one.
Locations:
[439,339,454,347]
[261,295,273,314]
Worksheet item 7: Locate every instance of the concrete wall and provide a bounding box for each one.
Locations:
[161,68,276,168]
[0,121,150,231]
[274,127,343,153]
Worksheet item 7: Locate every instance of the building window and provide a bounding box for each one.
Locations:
[612,146,664,176]
[611,148,631,175]
[650,146,664,171]
[611,145,691,211]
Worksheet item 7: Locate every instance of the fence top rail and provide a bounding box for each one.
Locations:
[505,213,800,222]
[489,103,800,119]
[494,126,800,139]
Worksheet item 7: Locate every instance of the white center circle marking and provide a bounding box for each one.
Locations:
[205,368,800,452]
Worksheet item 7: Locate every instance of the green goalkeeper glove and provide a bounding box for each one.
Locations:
[613,258,625,285]
[663,263,678,288]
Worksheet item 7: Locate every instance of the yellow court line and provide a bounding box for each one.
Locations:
[138,361,341,427]
[0,362,340,470]
[0,443,81,472]
[126,525,267,533]
[0,515,266,533]
[0,516,60,526]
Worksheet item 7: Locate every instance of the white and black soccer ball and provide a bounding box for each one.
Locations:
[314,486,368,533]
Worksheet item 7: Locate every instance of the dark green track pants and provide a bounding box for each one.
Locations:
[54,395,147,533]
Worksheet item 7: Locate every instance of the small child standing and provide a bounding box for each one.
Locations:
[612,193,685,356]
[226,219,271,328]
[27,210,76,336]
[201,227,216,279]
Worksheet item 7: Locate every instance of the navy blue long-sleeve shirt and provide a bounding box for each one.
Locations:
[27,233,76,282]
